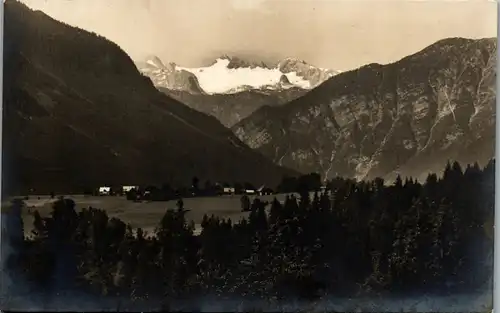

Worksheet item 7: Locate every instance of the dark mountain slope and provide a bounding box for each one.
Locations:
[160,87,307,127]
[233,37,496,182]
[3,0,296,195]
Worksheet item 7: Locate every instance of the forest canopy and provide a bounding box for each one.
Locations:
[2,160,494,311]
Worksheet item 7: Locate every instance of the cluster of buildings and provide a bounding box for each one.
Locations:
[97,185,138,196]
[97,184,275,197]
[222,185,274,196]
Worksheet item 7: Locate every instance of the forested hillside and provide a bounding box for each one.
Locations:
[2,0,296,195]
[2,160,494,311]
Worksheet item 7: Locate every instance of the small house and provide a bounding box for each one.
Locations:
[98,186,111,196]
[223,187,235,195]
[245,189,256,195]
[123,186,139,193]
[258,185,274,196]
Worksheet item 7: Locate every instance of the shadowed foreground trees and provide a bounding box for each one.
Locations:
[3,160,494,310]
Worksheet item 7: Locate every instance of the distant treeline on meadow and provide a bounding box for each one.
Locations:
[2,160,494,310]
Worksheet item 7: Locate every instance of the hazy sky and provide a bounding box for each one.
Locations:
[21,0,497,71]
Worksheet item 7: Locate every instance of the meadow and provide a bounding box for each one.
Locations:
[18,193,296,236]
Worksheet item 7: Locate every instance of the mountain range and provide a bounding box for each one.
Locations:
[4,0,496,195]
[233,37,497,183]
[3,0,297,195]
[137,55,340,126]
[137,55,339,95]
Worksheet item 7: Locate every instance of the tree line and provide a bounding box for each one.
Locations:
[2,160,494,310]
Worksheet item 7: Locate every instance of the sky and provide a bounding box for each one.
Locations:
[20,0,497,71]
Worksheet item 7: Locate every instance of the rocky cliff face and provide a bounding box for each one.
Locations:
[233,38,496,182]
[278,58,338,88]
[222,55,270,69]
[3,0,297,194]
[137,56,205,94]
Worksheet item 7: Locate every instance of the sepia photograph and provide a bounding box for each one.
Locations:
[0,0,497,311]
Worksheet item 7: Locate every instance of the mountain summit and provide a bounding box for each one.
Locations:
[137,55,340,127]
[218,55,270,69]
[233,37,497,182]
[137,56,205,94]
[278,57,340,88]
[137,55,340,95]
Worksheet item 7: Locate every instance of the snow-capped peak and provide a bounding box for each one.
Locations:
[144,55,166,69]
[137,55,340,95]
[280,57,308,65]
[175,58,312,94]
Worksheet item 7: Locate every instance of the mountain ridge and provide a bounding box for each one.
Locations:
[137,55,340,95]
[138,55,340,126]
[3,0,297,195]
[233,37,497,182]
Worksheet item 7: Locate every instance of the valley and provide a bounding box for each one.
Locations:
[3,0,495,311]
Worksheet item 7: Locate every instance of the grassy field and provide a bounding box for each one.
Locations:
[15,193,297,236]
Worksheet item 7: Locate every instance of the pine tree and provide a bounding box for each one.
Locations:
[269,197,282,225]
